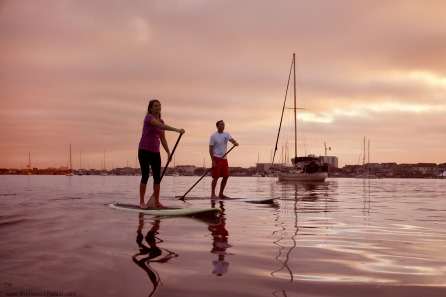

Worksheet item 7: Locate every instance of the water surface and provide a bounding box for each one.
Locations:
[1,176,445,297]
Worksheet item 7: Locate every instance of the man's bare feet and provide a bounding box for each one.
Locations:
[211,194,219,198]
[139,203,148,209]
[155,203,165,208]
[219,194,230,198]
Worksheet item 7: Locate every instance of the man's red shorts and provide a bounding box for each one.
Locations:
[212,157,229,178]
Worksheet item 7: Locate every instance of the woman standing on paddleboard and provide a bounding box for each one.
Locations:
[138,99,185,208]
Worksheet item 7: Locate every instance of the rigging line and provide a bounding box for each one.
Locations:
[295,59,324,156]
[272,55,294,166]
[357,137,365,165]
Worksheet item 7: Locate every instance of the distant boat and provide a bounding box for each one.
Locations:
[355,137,378,179]
[101,149,107,176]
[77,150,83,176]
[66,144,74,176]
[270,53,328,182]
[253,152,263,177]
[171,155,180,176]
[27,152,32,175]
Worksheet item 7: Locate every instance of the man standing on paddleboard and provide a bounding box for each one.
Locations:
[209,120,239,198]
[138,99,185,208]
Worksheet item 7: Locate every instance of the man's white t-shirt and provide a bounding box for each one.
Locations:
[209,132,232,158]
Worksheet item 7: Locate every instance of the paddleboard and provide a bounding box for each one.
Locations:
[174,196,277,204]
[108,203,221,217]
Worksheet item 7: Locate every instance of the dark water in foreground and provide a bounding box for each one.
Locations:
[1,176,445,297]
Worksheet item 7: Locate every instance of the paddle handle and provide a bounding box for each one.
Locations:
[179,145,236,200]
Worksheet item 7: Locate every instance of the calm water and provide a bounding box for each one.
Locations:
[0,176,445,297]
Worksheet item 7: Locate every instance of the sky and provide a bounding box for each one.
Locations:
[1,0,445,170]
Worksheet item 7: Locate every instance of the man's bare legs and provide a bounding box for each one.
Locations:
[211,177,230,198]
[211,177,219,198]
[219,177,229,198]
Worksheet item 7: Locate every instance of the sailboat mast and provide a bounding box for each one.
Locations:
[293,53,297,161]
[368,140,370,164]
[271,54,294,166]
[368,140,370,173]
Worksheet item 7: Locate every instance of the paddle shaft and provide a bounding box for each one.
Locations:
[179,145,236,201]
[160,133,183,181]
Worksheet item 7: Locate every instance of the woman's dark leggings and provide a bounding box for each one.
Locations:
[138,149,161,184]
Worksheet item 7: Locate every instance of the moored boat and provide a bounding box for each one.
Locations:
[270,53,328,182]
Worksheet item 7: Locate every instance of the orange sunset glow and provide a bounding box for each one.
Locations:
[1,0,445,170]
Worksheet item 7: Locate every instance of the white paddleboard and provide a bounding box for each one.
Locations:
[108,203,221,216]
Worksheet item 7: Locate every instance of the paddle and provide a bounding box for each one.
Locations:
[178,145,236,201]
[160,133,183,180]
[147,133,183,205]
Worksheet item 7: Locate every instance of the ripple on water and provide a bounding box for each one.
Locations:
[1,176,446,296]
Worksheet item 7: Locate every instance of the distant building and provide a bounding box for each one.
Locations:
[322,156,338,168]
[256,163,272,173]
[174,165,196,175]
[412,163,438,176]
[438,163,446,177]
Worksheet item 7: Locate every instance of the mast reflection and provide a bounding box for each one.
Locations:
[271,181,332,282]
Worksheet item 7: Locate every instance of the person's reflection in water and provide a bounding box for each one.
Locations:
[133,213,178,296]
[208,201,231,276]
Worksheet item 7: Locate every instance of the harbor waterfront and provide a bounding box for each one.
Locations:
[2,160,446,178]
[1,176,445,297]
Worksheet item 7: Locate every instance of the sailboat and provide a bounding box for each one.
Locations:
[171,155,180,176]
[66,144,74,176]
[77,150,84,176]
[355,137,378,179]
[27,152,32,175]
[100,149,108,176]
[270,53,329,182]
[252,152,262,177]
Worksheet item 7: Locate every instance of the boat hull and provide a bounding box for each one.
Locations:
[277,171,328,182]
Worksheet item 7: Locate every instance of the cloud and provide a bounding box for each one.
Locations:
[1,0,445,169]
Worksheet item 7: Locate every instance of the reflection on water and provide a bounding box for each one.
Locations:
[272,181,332,282]
[271,197,298,282]
[270,178,446,288]
[361,179,371,225]
[209,201,231,276]
[132,214,178,297]
[1,176,445,296]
